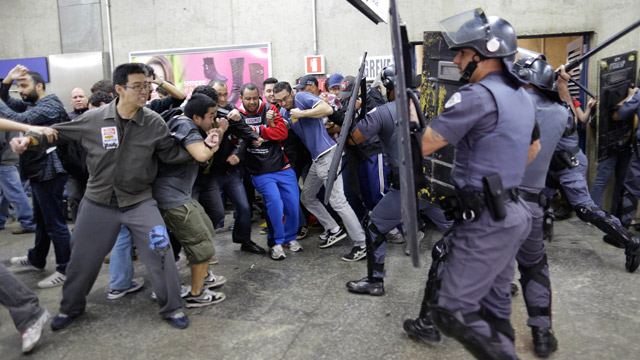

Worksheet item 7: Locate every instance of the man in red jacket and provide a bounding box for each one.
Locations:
[238,83,300,260]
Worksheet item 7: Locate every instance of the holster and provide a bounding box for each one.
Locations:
[440,175,518,222]
[387,172,400,190]
[483,173,507,221]
[549,146,580,171]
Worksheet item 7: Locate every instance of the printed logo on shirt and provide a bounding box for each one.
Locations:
[101,126,119,149]
[445,92,461,109]
[244,116,262,125]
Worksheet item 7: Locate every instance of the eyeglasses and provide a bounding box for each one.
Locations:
[121,83,152,92]
[275,93,292,104]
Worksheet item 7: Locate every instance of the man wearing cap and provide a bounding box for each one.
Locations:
[402,9,538,359]
[326,74,344,97]
[274,78,367,261]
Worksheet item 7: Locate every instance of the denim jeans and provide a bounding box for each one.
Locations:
[0,165,35,229]
[216,170,252,244]
[109,226,134,291]
[27,175,71,274]
[590,151,631,214]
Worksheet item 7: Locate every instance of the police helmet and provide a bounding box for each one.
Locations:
[513,55,561,101]
[439,8,517,59]
[380,65,395,92]
[513,56,555,91]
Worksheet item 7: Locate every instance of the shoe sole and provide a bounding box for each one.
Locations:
[341,253,366,262]
[108,282,144,300]
[346,286,384,296]
[403,320,441,343]
[318,233,347,249]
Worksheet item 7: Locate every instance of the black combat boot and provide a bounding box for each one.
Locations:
[403,316,441,343]
[345,277,384,296]
[531,326,558,358]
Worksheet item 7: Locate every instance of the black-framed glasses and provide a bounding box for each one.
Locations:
[121,83,152,92]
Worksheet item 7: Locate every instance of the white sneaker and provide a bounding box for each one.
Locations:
[108,277,145,300]
[287,240,303,252]
[37,271,66,288]
[270,244,286,260]
[204,270,227,289]
[21,309,50,353]
[10,256,43,271]
[151,284,190,301]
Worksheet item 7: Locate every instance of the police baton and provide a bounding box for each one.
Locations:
[565,19,640,73]
[569,78,596,99]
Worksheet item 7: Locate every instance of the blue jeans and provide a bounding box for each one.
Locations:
[216,170,252,244]
[27,175,71,274]
[590,151,631,214]
[109,226,134,291]
[252,168,299,247]
[0,165,35,229]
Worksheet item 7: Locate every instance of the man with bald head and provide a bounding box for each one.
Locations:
[68,87,88,120]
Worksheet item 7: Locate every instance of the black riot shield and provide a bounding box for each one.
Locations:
[419,31,463,203]
[324,53,367,204]
[596,51,637,162]
[389,0,422,266]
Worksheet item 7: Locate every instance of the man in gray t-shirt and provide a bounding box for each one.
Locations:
[152,94,229,308]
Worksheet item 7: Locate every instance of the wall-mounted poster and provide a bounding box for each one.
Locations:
[130,43,271,106]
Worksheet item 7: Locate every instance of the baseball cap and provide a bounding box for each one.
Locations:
[328,74,344,88]
[338,75,356,98]
[294,75,318,90]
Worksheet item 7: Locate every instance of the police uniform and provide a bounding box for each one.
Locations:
[544,92,640,272]
[427,69,535,359]
[619,92,640,228]
[515,81,567,356]
[345,101,451,295]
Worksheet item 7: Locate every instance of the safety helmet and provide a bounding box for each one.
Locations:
[439,8,517,59]
[380,65,395,92]
[513,55,561,101]
[513,56,555,91]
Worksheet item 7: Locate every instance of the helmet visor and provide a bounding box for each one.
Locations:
[439,8,489,48]
[515,47,545,62]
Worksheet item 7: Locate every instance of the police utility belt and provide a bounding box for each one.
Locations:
[440,173,518,222]
[519,190,549,208]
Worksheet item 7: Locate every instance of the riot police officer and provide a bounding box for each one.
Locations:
[344,65,451,296]
[545,67,640,272]
[511,55,567,357]
[618,88,640,237]
[403,9,538,359]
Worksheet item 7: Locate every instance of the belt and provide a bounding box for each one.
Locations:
[441,188,519,222]
[519,190,548,207]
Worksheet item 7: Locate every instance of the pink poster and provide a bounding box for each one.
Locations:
[130,44,271,106]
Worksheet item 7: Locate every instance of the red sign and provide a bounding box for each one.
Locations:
[305,55,325,75]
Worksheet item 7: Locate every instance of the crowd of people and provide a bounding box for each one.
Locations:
[0,8,638,359]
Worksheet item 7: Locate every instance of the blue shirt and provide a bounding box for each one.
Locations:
[280,91,335,161]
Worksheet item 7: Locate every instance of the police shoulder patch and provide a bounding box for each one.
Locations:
[445,92,461,109]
